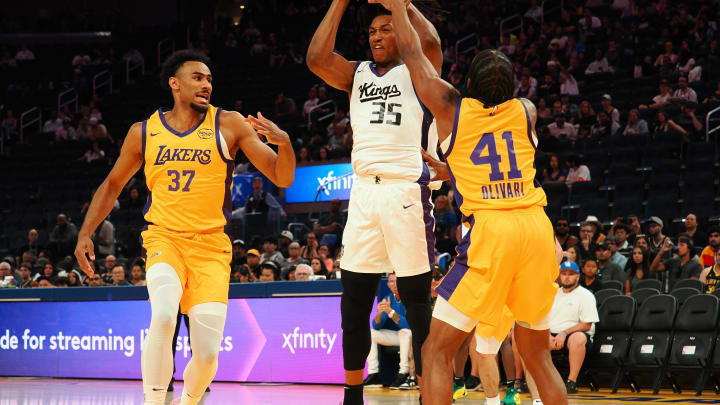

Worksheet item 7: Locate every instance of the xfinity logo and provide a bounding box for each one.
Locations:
[317,170,357,196]
[282,327,337,355]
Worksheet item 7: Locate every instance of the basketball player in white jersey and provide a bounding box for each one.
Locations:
[307,1,442,403]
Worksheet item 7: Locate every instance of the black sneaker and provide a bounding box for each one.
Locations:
[566,379,578,394]
[398,375,417,390]
[167,377,175,392]
[390,373,409,389]
[465,375,481,391]
[363,373,383,388]
[517,379,529,393]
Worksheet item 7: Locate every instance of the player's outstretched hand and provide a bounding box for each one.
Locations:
[421,149,450,182]
[246,112,291,146]
[74,235,96,277]
[368,0,411,11]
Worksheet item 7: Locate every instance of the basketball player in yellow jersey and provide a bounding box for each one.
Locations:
[74,50,295,405]
[371,1,568,404]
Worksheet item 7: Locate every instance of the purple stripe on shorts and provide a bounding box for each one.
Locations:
[417,163,431,186]
[420,184,436,270]
[436,214,475,301]
[142,191,152,216]
[446,161,464,210]
[139,224,149,260]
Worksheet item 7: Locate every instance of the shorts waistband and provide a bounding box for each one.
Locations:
[146,224,225,235]
[357,175,416,185]
[464,205,546,215]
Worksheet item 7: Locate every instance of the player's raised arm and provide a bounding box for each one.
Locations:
[407,4,443,74]
[306,0,356,93]
[372,0,458,142]
[222,110,295,188]
[75,122,144,275]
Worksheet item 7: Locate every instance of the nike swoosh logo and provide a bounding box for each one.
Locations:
[403,204,414,209]
[223,251,231,253]
[150,132,160,136]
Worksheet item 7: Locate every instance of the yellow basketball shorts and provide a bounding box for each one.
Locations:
[141,225,232,314]
[436,206,558,340]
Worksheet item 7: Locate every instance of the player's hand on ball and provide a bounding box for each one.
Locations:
[421,149,450,182]
[246,112,290,146]
[74,235,96,277]
[368,0,410,11]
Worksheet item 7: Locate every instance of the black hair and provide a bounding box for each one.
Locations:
[614,222,631,234]
[678,236,694,251]
[159,50,211,90]
[466,49,514,107]
[709,226,720,236]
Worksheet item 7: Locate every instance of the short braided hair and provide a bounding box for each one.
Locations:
[467,49,514,106]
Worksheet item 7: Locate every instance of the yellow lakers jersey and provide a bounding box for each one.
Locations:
[142,105,233,232]
[443,98,546,214]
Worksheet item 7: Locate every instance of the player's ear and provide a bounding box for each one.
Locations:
[168,77,179,91]
[466,77,471,88]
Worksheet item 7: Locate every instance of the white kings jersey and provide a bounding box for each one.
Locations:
[350,61,437,183]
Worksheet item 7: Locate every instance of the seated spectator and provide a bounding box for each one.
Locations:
[433,194,458,231]
[282,242,307,278]
[622,109,649,136]
[609,222,632,251]
[673,104,703,140]
[110,265,131,286]
[328,259,341,280]
[100,255,116,275]
[246,249,261,280]
[514,74,536,100]
[129,264,146,286]
[548,114,577,140]
[700,227,720,268]
[231,265,250,283]
[647,216,668,253]
[260,237,285,266]
[606,236,628,269]
[85,273,105,287]
[555,218,577,251]
[36,276,55,288]
[559,70,579,96]
[650,236,702,290]
[543,154,568,184]
[310,257,329,278]
[633,234,650,251]
[549,260,599,394]
[565,155,591,185]
[294,264,313,281]
[498,36,516,56]
[683,214,706,248]
[18,263,32,288]
[653,110,684,137]
[278,231,293,258]
[601,95,620,123]
[313,199,344,242]
[15,44,35,61]
[654,41,678,76]
[364,273,413,389]
[590,111,620,138]
[0,262,18,287]
[537,98,552,121]
[87,117,110,141]
[580,258,602,293]
[639,79,673,109]
[79,141,106,163]
[2,109,18,139]
[300,232,319,260]
[55,119,77,142]
[578,8,602,31]
[92,219,115,258]
[575,101,596,127]
[585,50,613,75]
[258,262,279,282]
[700,248,720,293]
[596,241,626,285]
[624,247,651,294]
[702,80,720,106]
[49,214,78,258]
[42,111,63,134]
[298,147,311,163]
[317,244,334,273]
[303,87,320,120]
[16,228,41,265]
[66,270,82,287]
[672,76,697,103]
[232,239,247,267]
[54,277,71,287]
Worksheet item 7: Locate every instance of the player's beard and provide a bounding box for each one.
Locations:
[190,102,209,113]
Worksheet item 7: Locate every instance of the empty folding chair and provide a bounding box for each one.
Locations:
[586,295,636,392]
[666,294,720,395]
[671,287,701,307]
[672,279,704,292]
[602,280,624,292]
[595,288,622,308]
[635,279,663,291]
[630,288,661,308]
[625,294,678,394]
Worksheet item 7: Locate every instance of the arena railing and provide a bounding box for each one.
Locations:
[125,55,145,84]
[93,70,113,100]
[455,33,477,64]
[499,14,524,40]
[157,38,175,67]
[19,107,42,144]
[307,100,338,132]
[57,88,78,114]
[706,105,720,143]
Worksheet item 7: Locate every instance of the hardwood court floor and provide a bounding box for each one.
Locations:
[1,378,719,404]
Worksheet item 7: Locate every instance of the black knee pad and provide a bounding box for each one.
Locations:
[341,270,382,371]
[397,271,432,376]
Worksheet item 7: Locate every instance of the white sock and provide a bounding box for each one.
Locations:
[486,395,500,405]
[143,386,166,405]
[533,399,544,405]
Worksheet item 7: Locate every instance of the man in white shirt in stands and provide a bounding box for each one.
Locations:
[549,260,599,394]
[547,114,577,140]
[673,76,698,103]
[565,155,591,185]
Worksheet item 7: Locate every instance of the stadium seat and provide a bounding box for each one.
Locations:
[568,181,595,204]
[602,280,624,292]
[671,287,701,307]
[666,294,719,395]
[634,279,663,291]
[595,288,622,307]
[586,295,636,393]
[630,288,661,308]
[626,294,677,394]
[672,279,704,292]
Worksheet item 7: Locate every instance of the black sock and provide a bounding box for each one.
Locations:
[343,384,363,405]
[454,375,465,385]
[506,379,515,387]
